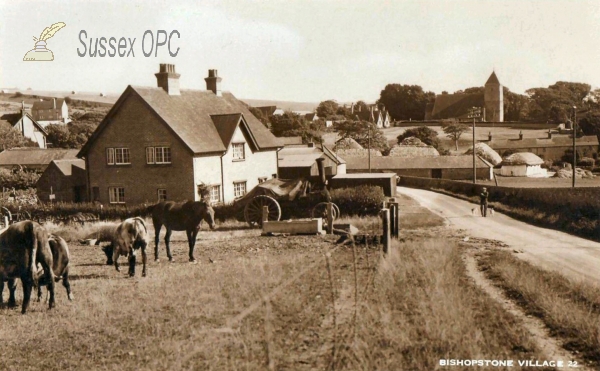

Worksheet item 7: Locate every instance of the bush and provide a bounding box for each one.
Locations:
[0,169,41,190]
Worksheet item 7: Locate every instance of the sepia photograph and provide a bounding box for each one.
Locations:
[1,0,600,369]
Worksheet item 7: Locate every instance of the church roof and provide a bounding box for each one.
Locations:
[486,71,500,85]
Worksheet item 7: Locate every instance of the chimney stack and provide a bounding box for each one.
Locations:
[548,129,552,139]
[205,69,222,97]
[488,131,492,141]
[519,131,523,140]
[155,64,181,95]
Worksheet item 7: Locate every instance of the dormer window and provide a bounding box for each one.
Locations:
[232,143,245,161]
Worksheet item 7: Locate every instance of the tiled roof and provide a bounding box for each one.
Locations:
[502,152,544,166]
[431,93,485,119]
[51,159,85,176]
[278,144,343,168]
[0,148,79,166]
[344,155,491,170]
[388,145,440,157]
[79,86,281,156]
[278,136,303,146]
[486,135,599,149]
[32,98,65,110]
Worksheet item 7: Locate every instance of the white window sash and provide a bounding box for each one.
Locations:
[146,147,155,164]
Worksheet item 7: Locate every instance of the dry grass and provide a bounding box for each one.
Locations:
[479,249,600,367]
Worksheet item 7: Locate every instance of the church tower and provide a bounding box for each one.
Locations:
[484,71,503,122]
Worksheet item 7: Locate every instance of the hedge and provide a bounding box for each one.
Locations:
[398,176,600,241]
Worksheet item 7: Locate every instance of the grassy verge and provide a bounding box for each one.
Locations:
[335,240,543,370]
[479,249,600,366]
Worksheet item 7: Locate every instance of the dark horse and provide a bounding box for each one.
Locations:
[151,201,216,262]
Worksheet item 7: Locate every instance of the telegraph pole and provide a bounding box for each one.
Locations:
[468,107,482,184]
[572,106,577,188]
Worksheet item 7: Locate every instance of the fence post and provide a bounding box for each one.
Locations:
[327,202,334,234]
[389,202,399,238]
[381,208,391,254]
[262,206,269,225]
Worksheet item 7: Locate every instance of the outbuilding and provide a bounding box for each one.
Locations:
[500,152,547,177]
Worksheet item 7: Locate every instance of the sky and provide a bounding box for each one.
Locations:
[1,0,600,103]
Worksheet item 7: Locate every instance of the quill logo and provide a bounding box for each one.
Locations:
[23,22,66,61]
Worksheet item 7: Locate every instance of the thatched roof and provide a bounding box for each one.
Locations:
[334,137,363,151]
[389,145,439,157]
[465,142,502,166]
[501,152,544,166]
[336,149,382,158]
[400,137,427,146]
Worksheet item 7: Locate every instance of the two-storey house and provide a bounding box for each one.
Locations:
[77,64,281,205]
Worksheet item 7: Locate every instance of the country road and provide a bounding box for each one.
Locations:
[397,186,600,284]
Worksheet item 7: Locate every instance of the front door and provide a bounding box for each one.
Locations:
[432,169,442,179]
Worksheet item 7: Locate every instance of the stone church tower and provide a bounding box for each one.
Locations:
[484,71,504,122]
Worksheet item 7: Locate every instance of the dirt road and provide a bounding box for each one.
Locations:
[397,187,600,284]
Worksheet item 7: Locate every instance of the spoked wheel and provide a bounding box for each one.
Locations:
[244,195,281,226]
[16,210,31,222]
[311,202,340,223]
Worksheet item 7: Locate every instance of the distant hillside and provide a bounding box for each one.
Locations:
[241,98,319,112]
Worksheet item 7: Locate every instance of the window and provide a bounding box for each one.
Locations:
[107,147,129,165]
[109,187,125,204]
[233,181,246,198]
[115,148,130,164]
[146,146,171,164]
[157,189,167,202]
[106,148,115,165]
[258,177,267,184]
[209,185,221,203]
[232,143,245,160]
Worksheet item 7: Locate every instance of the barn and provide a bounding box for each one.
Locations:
[0,148,79,171]
[277,143,346,181]
[36,159,87,203]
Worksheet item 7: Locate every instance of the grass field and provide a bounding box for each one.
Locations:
[0,195,554,370]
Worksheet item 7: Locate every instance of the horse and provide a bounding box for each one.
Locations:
[151,200,216,262]
[113,217,149,277]
[37,234,73,302]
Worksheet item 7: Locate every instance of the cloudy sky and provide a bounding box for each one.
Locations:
[1,0,599,103]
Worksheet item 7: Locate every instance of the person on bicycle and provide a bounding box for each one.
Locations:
[480,187,489,217]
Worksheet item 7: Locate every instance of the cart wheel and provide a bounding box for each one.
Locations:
[1,207,11,224]
[311,202,340,222]
[244,195,281,226]
[17,211,31,221]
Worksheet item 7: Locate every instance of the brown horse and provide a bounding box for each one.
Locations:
[151,201,216,262]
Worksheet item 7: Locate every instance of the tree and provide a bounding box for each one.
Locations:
[0,122,36,151]
[270,112,324,144]
[248,107,270,128]
[441,121,469,150]
[316,100,339,120]
[378,84,435,121]
[335,120,390,154]
[396,126,440,148]
[524,81,591,123]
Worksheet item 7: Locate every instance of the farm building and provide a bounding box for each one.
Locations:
[351,104,392,128]
[330,173,397,197]
[483,133,598,161]
[334,137,383,158]
[0,105,48,148]
[0,148,79,171]
[389,137,439,157]
[78,64,281,205]
[344,155,493,180]
[277,143,346,181]
[31,98,69,126]
[499,152,547,177]
[36,159,87,203]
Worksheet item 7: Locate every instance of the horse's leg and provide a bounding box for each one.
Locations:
[165,228,173,262]
[188,229,199,262]
[0,280,4,304]
[21,275,34,314]
[128,248,136,277]
[37,257,55,310]
[63,271,73,301]
[141,242,148,277]
[113,247,121,272]
[154,223,162,262]
[7,279,16,308]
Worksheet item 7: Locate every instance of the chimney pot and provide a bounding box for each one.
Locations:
[488,131,492,141]
[519,131,523,140]
[548,130,552,139]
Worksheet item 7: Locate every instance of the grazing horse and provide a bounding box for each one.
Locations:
[0,221,55,314]
[151,201,216,262]
[37,234,73,302]
[113,217,149,277]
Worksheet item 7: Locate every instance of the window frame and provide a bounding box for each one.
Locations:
[114,148,130,165]
[157,188,167,202]
[106,148,115,165]
[146,146,171,164]
[233,181,247,199]
[108,187,125,204]
[209,185,221,204]
[232,143,245,161]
